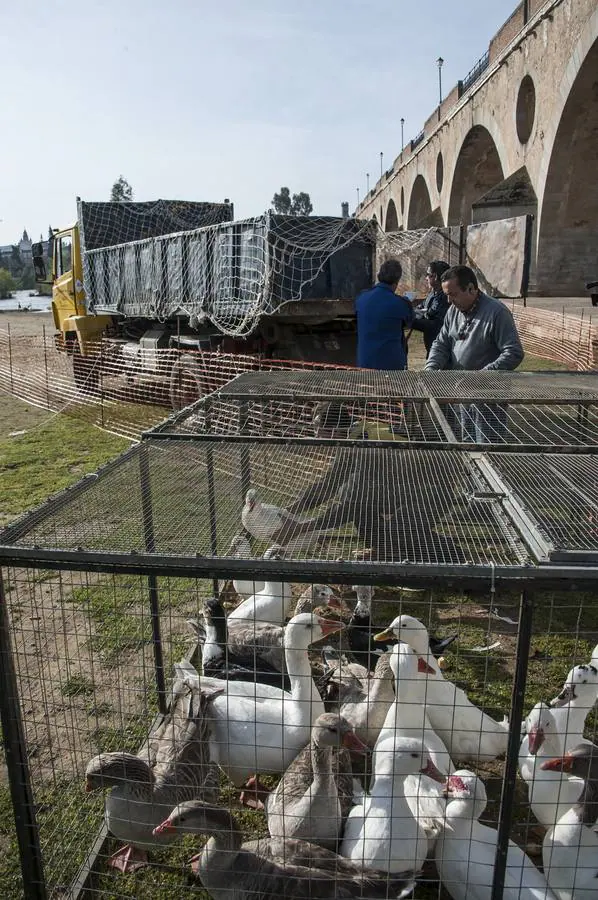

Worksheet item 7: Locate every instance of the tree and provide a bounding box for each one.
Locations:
[291,191,313,217]
[0,268,17,299]
[111,175,133,202]
[271,187,314,216]
[272,186,292,215]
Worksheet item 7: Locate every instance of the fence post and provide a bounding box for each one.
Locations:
[138,444,167,716]
[42,325,50,410]
[7,322,14,392]
[490,588,534,900]
[0,572,48,899]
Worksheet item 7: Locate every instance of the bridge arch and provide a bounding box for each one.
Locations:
[536,11,598,294]
[407,175,433,228]
[447,125,505,225]
[385,198,399,231]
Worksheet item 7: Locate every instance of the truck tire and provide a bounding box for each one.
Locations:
[73,346,100,395]
[169,355,208,411]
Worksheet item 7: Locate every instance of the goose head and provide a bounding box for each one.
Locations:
[228,533,252,558]
[375,737,444,782]
[85,752,152,791]
[351,584,374,617]
[444,770,487,820]
[153,800,235,838]
[525,701,555,755]
[295,584,342,615]
[550,663,598,709]
[389,642,436,684]
[312,713,369,755]
[283,612,344,650]
[373,614,431,658]
[540,742,598,777]
[244,488,259,513]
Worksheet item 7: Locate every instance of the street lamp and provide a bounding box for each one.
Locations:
[400,118,405,149]
[366,173,370,193]
[356,187,360,207]
[437,57,444,105]
[380,152,383,177]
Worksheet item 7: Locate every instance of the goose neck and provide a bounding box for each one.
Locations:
[284,645,314,700]
[310,743,334,785]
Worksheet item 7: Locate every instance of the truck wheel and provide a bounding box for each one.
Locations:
[169,355,207,411]
[73,346,100,394]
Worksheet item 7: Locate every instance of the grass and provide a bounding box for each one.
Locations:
[0,393,129,527]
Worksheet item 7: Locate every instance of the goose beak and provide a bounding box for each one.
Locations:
[550,684,575,707]
[373,627,395,642]
[327,595,343,610]
[342,731,370,755]
[528,726,544,756]
[318,617,345,637]
[418,656,436,674]
[84,778,94,793]
[421,759,445,783]
[153,818,175,836]
[541,754,574,773]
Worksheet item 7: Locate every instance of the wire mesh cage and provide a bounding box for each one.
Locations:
[1,375,598,900]
[148,370,598,452]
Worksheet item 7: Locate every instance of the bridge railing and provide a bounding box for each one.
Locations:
[460,49,490,95]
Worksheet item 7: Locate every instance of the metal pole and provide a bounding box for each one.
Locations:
[400,119,404,149]
[458,224,466,264]
[204,399,219,596]
[42,324,50,410]
[138,445,167,715]
[0,572,48,899]
[366,173,370,194]
[490,588,534,900]
[380,152,383,178]
[523,0,529,23]
[239,402,251,502]
[7,322,14,392]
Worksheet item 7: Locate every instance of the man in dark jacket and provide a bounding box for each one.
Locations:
[355,258,413,370]
[410,260,450,356]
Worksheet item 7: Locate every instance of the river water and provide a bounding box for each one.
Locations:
[0,289,52,312]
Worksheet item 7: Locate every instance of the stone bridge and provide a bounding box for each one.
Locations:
[355,0,598,296]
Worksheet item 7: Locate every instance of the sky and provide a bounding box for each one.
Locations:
[0,0,516,246]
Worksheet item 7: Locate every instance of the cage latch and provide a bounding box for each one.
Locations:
[467,490,507,503]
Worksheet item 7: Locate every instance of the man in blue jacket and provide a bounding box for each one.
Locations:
[356,258,412,370]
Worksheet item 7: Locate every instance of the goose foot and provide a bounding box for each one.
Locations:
[239,774,269,810]
[108,844,149,873]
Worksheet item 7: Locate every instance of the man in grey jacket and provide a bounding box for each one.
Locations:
[425,265,524,442]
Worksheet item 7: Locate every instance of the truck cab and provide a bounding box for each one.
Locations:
[32,225,112,357]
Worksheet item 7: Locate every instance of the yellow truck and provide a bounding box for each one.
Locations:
[33,198,373,407]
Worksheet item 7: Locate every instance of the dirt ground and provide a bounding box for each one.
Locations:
[0,310,53,336]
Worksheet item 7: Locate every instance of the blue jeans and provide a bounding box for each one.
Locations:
[457,403,508,444]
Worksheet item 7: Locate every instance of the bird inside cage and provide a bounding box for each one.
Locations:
[312,401,365,439]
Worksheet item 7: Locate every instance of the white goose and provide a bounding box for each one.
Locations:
[224,533,264,600]
[549,663,598,751]
[541,744,598,900]
[241,489,299,542]
[341,736,442,874]
[193,613,343,786]
[374,642,455,776]
[375,615,509,762]
[227,552,293,626]
[435,770,559,900]
[519,702,585,828]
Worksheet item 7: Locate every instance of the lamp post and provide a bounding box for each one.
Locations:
[366,173,370,193]
[437,57,444,105]
[400,118,405,149]
[356,187,360,207]
[380,152,383,177]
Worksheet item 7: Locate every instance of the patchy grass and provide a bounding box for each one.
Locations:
[0,394,129,527]
[61,673,96,698]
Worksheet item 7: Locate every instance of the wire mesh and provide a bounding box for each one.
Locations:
[1,568,597,900]
[1,440,529,569]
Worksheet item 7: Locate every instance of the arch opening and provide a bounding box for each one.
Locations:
[447,125,504,225]
[385,198,399,231]
[537,37,598,295]
[407,175,433,229]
